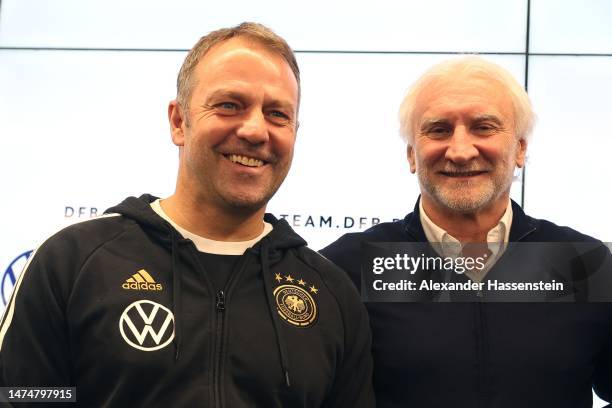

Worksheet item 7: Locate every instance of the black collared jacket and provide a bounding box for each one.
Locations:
[321,199,612,408]
[0,195,375,407]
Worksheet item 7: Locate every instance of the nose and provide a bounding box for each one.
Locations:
[236,109,269,145]
[444,126,479,163]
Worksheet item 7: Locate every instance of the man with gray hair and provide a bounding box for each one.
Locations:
[322,56,612,407]
[0,22,374,407]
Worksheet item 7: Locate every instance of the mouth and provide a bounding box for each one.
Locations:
[439,170,488,178]
[224,154,266,168]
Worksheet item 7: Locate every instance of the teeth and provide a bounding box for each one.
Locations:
[228,154,264,167]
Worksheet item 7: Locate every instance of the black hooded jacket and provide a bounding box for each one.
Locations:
[0,195,374,407]
[321,199,612,408]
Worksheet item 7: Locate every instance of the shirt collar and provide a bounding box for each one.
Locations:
[419,199,513,256]
[150,199,272,255]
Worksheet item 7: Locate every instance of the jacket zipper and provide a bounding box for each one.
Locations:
[216,290,226,311]
[210,253,251,408]
[188,244,254,407]
[213,290,225,408]
[472,230,535,406]
[475,301,488,408]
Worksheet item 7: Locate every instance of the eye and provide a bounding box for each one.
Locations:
[424,126,451,138]
[270,110,288,118]
[472,123,498,135]
[215,102,241,114]
[267,110,292,126]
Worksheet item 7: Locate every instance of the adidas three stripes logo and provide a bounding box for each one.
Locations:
[122,269,163,291]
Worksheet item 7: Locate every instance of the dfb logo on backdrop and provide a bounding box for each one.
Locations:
[2,250,33,307]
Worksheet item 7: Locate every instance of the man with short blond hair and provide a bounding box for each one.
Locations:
[322,56,612,407]
[0,22,374,407]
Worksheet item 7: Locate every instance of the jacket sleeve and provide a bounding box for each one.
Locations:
[593,306,612,406]
[306,243,374,408]
[317,236,375,406]
[0,243,73,389]
[322,281,375,408]
[591,245,612,406]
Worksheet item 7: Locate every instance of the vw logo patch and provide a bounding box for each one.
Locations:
[2,250,33,307]
[119,300,175,351]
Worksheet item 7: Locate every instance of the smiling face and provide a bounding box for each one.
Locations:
[408,75,526,214]
[169,37,299,213]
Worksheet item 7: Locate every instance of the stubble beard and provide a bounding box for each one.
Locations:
[218,179,278,212]
[417,159,516,214]
[214,163,291,214]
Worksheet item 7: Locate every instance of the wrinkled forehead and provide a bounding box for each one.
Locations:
[191,37,299,107]
[413,74,514,123]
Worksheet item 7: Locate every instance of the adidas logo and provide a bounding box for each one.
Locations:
[122,269,163,291]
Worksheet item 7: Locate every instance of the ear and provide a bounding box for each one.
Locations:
[515,137,528,168]
[407,144,417,173]
[168,100,186,146]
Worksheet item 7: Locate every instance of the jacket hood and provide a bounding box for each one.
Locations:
[106,194,307,383]
[104,194,307,252]
[106,194,169,235]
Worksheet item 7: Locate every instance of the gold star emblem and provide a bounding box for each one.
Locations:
[275,273,283,282]
[298,279,306,286]
[285,275,295,283]
[309,285,318,294]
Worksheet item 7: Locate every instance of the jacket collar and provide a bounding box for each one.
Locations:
[508,200,538,241]
[403,196,428,241]
[403,196,538,242]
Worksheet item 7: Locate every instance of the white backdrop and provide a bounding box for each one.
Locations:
[1,1,611,405]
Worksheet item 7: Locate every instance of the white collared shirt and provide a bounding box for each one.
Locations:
[150,199,272,255]
[419,199,513,282]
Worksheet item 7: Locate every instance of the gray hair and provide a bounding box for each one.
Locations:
[399,56,535,145]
